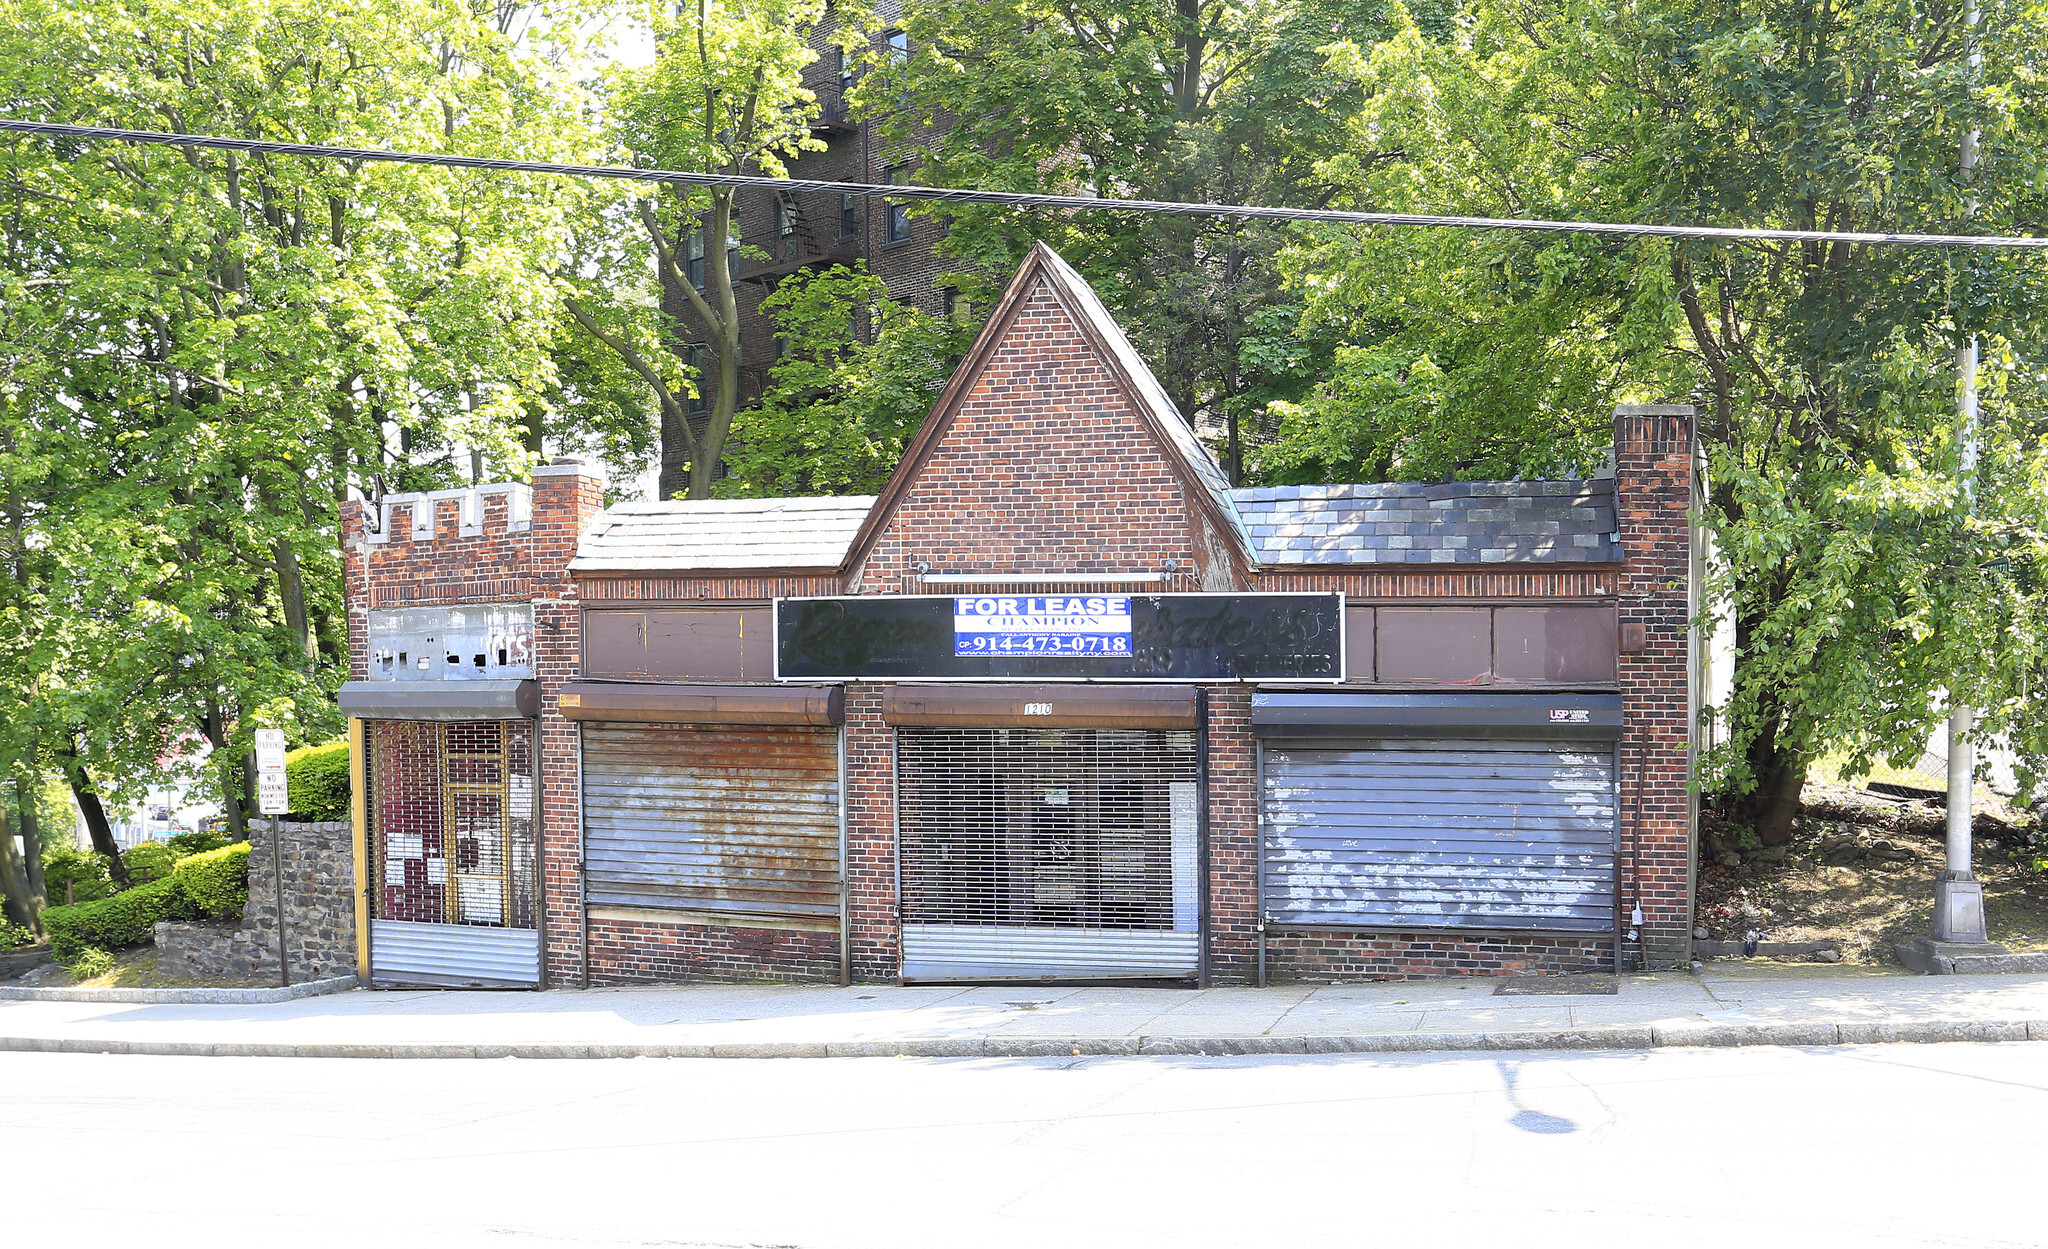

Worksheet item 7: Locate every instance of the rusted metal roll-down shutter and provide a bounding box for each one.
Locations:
[895,727,1200,982]
[581,722,842,922]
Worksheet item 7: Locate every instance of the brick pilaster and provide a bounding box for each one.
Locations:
[1614,404,1697,969]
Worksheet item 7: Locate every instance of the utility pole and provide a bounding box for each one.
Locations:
[1927,0,1995,952]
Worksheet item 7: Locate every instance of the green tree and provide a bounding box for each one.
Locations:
[716,263,978,497]
[874,0,1397,479]
[0,0,607,840]
[563,0,874,500]
[1256,0,2048,838]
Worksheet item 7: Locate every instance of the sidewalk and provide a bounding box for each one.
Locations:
[4,962,2048,1059]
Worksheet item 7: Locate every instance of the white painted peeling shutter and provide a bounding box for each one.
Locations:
[897,728,1200,981]
[1261,739,1617,932]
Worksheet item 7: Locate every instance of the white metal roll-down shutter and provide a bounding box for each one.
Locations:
[1262,738,1616,932]
[581,722,842,921]
[897,728,1199,981]
[366,720,542,988]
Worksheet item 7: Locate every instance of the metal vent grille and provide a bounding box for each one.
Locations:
[366,720,536,930]
[897,728,1198,932]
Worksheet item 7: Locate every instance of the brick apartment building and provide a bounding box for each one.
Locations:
[662,0,962,446]
[339,243,1702,989]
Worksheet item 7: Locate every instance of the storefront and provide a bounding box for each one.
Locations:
[341,242,1700,987]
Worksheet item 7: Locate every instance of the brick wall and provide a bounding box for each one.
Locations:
[585,915,840,985]
[345,463,604,988]
[1614,405,1698,969]
[851,280,1206,589]
[843,684,899,981]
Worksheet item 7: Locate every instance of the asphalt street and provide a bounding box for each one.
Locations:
[6,1044,2043,1248]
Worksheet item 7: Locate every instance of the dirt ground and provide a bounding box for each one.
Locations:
[1697,782,2048,963]
[6,945,281,990]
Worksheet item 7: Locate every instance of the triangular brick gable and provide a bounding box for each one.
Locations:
[844,243,1255,591]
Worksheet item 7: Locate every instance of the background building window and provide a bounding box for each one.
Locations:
[839,192,859,241]
[685,230,705,289]
[885,166,911,244]
[685,346,709,420]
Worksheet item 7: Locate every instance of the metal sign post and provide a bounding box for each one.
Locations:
[255,729,292,987]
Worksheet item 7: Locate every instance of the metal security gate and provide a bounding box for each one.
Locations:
[1261,739,1617,932]
[366,720,541,987]
[897,728,1200,981]
[580,723,842,922]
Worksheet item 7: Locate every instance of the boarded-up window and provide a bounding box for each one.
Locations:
[1343,605,1374,682]
[583,606,774,681]
[1493,606,1617,683]
[1377,608,1489,683]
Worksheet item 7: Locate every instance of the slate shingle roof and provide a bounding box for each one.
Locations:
[571,496,878,572]
[1231,480,1620,565]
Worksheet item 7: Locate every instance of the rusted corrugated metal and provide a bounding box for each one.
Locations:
[559,682,843,726]
[1261,738,1616,932]
[581,723,841,920]
[882,683,1199,730]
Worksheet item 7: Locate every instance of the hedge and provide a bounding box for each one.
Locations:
[121,841,179,884]
[286,741,350,821]
[173,842,251,919]
[41,845,114,905]
[42,877,200,959]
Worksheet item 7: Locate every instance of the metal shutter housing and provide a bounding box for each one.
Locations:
[581,722,842,921]
[897,728,1200,981]
[1262,738,1617,932]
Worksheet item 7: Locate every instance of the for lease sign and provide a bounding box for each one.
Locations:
[953,595,1133,657]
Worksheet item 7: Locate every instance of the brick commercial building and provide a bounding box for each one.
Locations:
[339,243,1702,988]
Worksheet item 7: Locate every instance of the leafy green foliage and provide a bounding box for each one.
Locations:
[172,843,252,921]
[564,0,876,499]
[286,742,351,822]
[719,265,979,497]
[40,846,113,907]
[1255,0,2048,835]
[879,0,1395,477]
[121,842,180,886]
[0,918,36,950]
[0,0,613,842]
[41,877,198,959]
[165,830,228,857]
[63,947,115,981]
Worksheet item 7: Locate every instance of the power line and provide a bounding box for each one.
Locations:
[4,118,2045,249]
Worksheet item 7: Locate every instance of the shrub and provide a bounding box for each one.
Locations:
[42,845,114,905]
[0,919,37,950]
[173,842,251,919]
[65,946,116,981]
[165,829,227,856]
[41,877,198,959]
[122,841,179,884]
[286,741,350,821]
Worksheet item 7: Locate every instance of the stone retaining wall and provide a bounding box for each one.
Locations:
[156,820,357,983]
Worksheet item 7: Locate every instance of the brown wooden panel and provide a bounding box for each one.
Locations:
[1493,606,1618,683]
[582,609,650,679]
[1343,605,1374,682]
[1376,608,1490,683]
[586,605,772,681]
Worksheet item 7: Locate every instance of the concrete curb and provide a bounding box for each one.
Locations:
[3,1017,2045,1059]
[0,976,358,1005]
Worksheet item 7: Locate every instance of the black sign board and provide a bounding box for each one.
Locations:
[775,593,1344,682]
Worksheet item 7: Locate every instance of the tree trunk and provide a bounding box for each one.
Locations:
[17,780,46,927]
[0,802,32,930]
[56,752,131,887]
[1735,715,1806,846]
